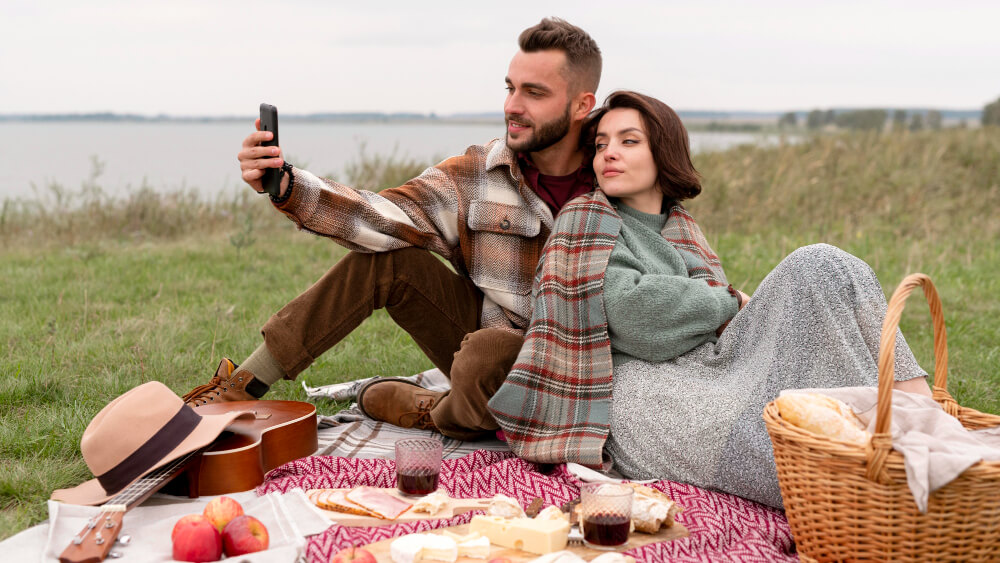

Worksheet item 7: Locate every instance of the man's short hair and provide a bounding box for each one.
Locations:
[518,17,602,95]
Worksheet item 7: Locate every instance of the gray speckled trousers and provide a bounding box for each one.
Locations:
[605,244,926,508]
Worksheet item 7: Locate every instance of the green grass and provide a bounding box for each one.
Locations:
[2,128,998,540]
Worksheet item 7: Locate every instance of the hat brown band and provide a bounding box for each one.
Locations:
[94,405,201,495]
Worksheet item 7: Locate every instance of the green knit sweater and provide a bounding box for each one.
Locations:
[605,201,739,367]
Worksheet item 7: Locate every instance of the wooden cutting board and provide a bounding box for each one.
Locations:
[310,488,493,527]
[359,521,689,562]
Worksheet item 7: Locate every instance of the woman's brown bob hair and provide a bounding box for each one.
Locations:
[583,91,701,200]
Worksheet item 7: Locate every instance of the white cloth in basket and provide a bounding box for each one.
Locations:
[782,387,1000,512]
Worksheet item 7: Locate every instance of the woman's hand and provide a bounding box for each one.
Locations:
[737,290,750,310]
[717,289,751,336]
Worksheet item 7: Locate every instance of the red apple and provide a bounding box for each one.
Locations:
[330,546,377,563]
[171,514,222,562]
[222,514,269,556]
[203,496,244,533]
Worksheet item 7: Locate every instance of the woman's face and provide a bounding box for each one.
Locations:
[593,108,662,214]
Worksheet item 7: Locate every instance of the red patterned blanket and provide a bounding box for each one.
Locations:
[257,450,797,562]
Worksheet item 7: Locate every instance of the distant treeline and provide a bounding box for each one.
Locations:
[777,97,1000,131]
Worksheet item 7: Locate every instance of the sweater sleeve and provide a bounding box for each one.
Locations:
[604,241,739,362]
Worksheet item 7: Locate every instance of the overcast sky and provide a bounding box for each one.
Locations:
[2,0,998,116]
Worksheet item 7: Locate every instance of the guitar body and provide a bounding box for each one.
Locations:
[164,400,318,497]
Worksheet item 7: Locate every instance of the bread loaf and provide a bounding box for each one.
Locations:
[775,392,871,445]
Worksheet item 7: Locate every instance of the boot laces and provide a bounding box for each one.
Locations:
[399,409,436,430]
[182,376,225,405]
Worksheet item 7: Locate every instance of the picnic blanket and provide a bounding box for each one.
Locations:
[284,368,797,562]
[259,450,796,563]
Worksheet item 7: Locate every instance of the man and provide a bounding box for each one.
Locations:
[182,18,602,441]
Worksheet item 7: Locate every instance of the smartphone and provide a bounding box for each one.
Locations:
[259,103,281,198]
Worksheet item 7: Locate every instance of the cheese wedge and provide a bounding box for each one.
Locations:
[469,515,570,555]
[456,535,490,559]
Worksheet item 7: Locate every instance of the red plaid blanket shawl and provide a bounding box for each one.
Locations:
[488,191,729,467]
[258,450,795,562]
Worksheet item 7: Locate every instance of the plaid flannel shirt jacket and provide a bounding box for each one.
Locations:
[487,190,728,468]
[274,139,555,331]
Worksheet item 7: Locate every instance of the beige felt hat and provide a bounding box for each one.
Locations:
[51,381,252,506]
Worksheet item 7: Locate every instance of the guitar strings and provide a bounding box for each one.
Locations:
[74,452,199,548]
[108,451,198,507]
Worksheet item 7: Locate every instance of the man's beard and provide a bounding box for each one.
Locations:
[506,103,572,153]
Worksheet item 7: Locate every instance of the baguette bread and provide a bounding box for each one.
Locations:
[775,392,871,445]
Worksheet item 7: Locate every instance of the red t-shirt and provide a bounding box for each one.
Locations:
[518,155,594,214]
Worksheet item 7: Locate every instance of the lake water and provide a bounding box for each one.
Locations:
[1,121,784,199]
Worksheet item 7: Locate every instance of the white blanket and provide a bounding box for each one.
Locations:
[5,489,328,563]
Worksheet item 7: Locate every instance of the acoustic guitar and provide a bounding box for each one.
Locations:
[58,400,318,563]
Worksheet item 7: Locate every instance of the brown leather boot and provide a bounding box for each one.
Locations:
[356,378,444,430]
[182,358,259,407]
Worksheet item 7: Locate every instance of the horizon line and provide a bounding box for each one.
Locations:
[0,106,985,121]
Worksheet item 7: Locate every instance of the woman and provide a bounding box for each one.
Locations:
[488,91,931,508]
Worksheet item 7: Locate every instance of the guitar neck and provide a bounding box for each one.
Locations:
[108,450,200,508]
[58,451,199,563]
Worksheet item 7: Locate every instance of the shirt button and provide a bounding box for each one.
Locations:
[500,219,511,230]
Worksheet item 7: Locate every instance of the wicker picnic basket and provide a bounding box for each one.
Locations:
[762,273,1000,562]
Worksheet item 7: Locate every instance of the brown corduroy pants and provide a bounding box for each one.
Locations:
[260,247,523,440]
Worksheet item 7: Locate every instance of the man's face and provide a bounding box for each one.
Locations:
[504,50,575,154]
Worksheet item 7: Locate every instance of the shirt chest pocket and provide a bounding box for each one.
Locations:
[467,200,541,237]
[466,199,542,296]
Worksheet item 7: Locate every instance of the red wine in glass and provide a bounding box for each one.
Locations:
[397,466,439,495]
[583,513,630,547]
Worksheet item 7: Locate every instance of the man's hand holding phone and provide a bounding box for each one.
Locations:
[237,104,289,199]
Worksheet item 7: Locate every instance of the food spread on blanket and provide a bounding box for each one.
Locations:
[775,392,871,445]
[382,490,683,562]
[311,487,683,562]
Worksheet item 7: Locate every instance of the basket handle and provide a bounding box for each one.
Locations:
[865,273,948,483]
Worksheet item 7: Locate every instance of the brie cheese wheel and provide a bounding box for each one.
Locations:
[389,533,458,563]
[390,534,427,563]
